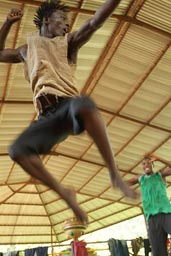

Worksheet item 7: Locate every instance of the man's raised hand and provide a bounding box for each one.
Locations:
[7,9,23,24]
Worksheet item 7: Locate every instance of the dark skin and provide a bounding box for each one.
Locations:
[0,0,138,224]
[127,154,171,255]
[128,153,171,186]
[0,0,120,63]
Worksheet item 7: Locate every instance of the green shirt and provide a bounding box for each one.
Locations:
[139,172,171,221]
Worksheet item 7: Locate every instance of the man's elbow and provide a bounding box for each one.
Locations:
[89,18,103,31]
[0,51,5,62]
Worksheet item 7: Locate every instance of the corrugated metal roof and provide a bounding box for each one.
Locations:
[0,0,171,245]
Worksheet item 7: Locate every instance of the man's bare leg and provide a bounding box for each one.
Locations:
[79,108,137,198]
[14,155,88,224]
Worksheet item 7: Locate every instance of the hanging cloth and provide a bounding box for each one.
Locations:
[144,239,151,256]
[108,238,116,256]
[24,247,48,256]
[4,252,19,256]
[72,241,88,256]
[119,240,129,256]
[71,242,74,256]
[36,247,48,256]
[24,248,36,256]
[108,238,129,256]
[131,237,144,256]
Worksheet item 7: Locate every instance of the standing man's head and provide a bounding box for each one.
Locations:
[142,156,154,175]
[34,0,69,38]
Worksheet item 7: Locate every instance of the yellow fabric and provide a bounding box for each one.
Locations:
[24,33,79,112]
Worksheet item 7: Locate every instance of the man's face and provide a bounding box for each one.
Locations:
[142,158,153,175]
[40,10,69,38]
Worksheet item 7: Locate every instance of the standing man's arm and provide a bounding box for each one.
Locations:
[127,176,140,186]
[150,154,171,168]
[0,8,25,63]
[69,0,121,55]
[147,154,171,178]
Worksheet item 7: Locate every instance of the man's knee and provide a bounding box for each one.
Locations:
[8,139,31,162]
[76,96,97,113]
[8,143,21,162]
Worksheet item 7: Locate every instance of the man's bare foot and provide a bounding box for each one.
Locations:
[63,187,88,225]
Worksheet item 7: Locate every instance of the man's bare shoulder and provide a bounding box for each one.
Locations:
[18,44,28,62]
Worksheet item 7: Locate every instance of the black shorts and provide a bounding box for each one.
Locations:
[9,96,97,158]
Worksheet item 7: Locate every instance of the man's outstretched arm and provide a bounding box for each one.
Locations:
[70,0,121,48]
[146,153,171,177]
[0,8,24,63]
[152,154,171,168]
[127,176,140,186]
[87,0,121,29]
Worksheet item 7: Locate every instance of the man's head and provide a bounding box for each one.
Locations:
[142,156,154,175]
[34,0,69,38]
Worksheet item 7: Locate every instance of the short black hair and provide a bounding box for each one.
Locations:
[143,155,155,167]
[33,0,69,30]
[143,156,151,160]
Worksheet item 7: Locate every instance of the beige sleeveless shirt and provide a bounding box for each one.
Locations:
[24,33,79,112]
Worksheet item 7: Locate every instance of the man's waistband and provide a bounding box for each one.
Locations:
[37,94,62,114]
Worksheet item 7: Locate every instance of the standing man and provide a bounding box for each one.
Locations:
[128,154,171,256]
[0,0,137,224]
